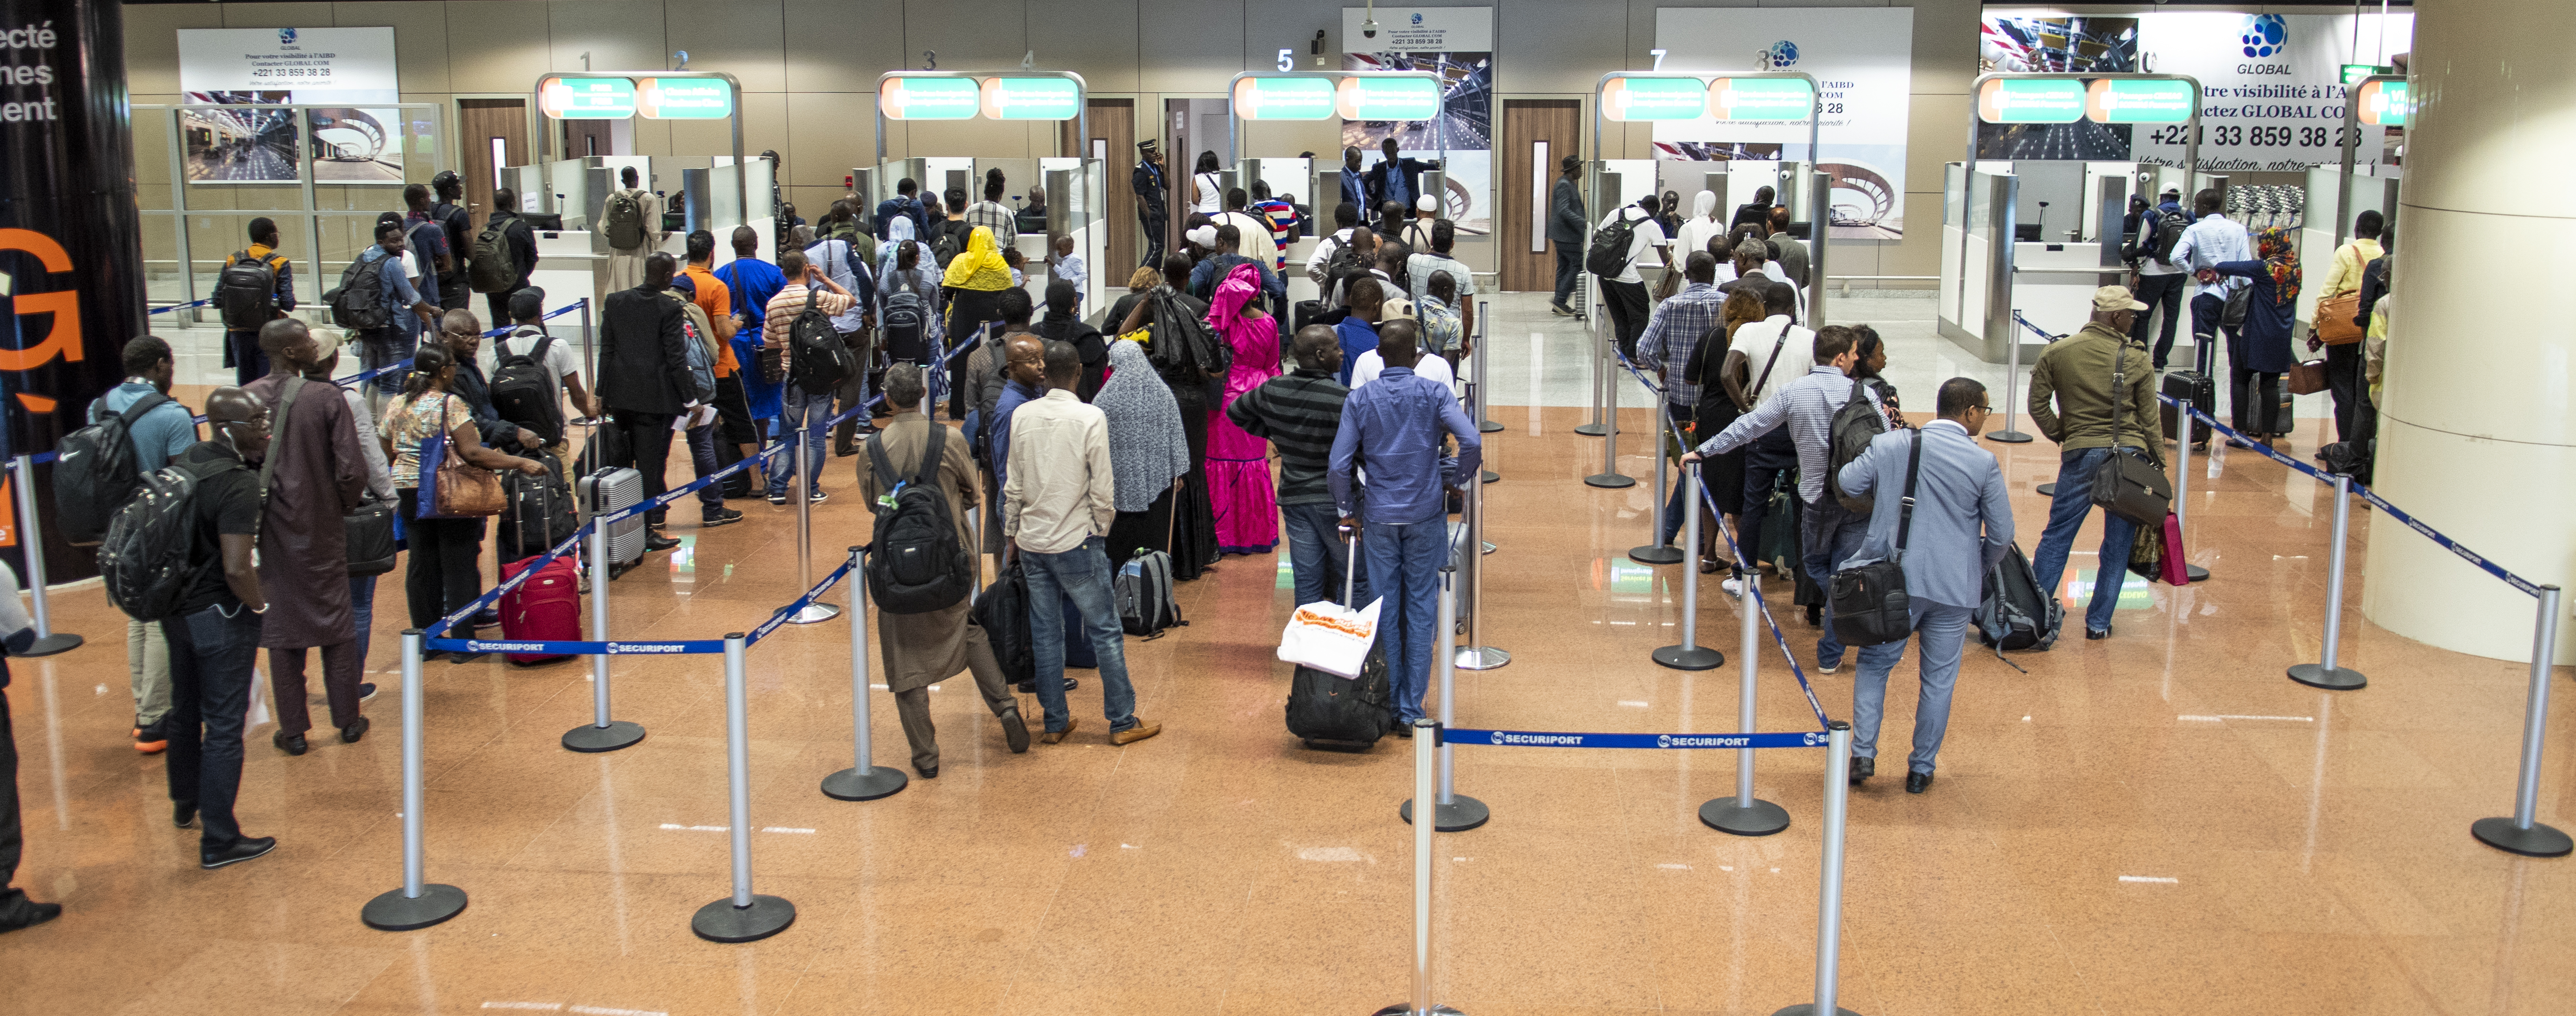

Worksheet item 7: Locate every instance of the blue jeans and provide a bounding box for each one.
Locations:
[162,602,262,852]
[1282,502,1368,608]
[1850,601,1973,774]
[684,424,726,513]
[349,575,376,674]
[1023,537,1140,734]
[1801,495,1870,669]
[1364,518,1446,723]
[2031,447,2141,635]
[1658,403,1695,546]
[765,385,828,499]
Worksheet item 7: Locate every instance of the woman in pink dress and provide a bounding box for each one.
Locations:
[1204,262,1282,554]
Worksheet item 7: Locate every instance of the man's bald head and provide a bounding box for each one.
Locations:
[1375,318,1421,369]
[256,317,317,368]
[1292,325,1342,371]
[204,386,272,459]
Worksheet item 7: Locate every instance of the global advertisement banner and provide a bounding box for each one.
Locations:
[1652,8,1916,240]
[176,27,403,184]
[1978,11,2412,172]
[1342,7,1493,235]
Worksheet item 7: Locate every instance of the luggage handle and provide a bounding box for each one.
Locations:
[1342,526,1356,605]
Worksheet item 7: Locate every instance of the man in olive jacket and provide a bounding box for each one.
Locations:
[595,251,693,546]
[2027,285,2165,640]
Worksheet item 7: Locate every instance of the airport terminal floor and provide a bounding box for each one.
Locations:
[1,293,2568,1015]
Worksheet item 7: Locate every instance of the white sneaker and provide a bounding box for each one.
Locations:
[1721,578,1745,597]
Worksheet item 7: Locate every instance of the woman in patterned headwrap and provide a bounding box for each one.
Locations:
[2210,227,2302,447]
[938,226,1014,419]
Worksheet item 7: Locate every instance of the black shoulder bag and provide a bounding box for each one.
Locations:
[2087,339,2173,527]
[1828,429,1921,648]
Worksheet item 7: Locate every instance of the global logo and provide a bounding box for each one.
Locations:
[1759,41,1800,70]
[1410,12,1423,26]
[2240,15,2287,59]
[279,27,298,46]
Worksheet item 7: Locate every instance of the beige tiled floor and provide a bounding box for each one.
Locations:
[3,370,2570,1014]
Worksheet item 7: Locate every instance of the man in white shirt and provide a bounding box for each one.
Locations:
[1003,340,1161,748]
[1594,195,1671,357]
[1348,318,1455,392]
[1717,281,1813,598]
[2167,188,2251,377]
[488,287,596,480]
[1215,189,1280,277]
[762,249,855,504]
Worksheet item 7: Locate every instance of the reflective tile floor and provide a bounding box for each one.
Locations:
[4,294,2568,1015]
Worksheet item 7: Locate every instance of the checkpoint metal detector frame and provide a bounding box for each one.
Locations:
[872,70,1091,162]
[535,71,747,235]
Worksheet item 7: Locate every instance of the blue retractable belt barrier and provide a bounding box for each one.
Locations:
[746,558,856,646]
[1448,728,1833,750]
[147,299,213,315]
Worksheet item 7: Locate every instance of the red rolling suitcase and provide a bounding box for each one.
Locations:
[498,555,581,665]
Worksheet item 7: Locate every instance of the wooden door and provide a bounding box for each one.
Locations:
[1499,99,1580,291]
[563,119,613,159]
[1063,99,1137,272]
[458,99,528,221]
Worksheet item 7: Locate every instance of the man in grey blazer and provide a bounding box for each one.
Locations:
[1833,377,2015,794]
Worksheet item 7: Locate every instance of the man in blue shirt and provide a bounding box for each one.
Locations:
[97,335,200,754]
[1328,319,1481,727]
[873,177,932,244]
[2167,188,2251,376]
[1334,278,1387,386]
[803,221,878,451]
[354,222,440,404]
[713,226,786,456]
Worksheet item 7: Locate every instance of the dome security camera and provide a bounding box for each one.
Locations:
[1362,18,1378,39]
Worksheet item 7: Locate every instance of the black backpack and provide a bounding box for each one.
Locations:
[1585,208,1642,277]
[1144,287,1228,379]
[214,251,281,330]
[1116,549,1184,638]
[864,424,974,615]
[323,253,390,330]
[788,288,856,395]
[880,269,926,356]
[468,216,521,294]
[2147,208,2192,266]
[99,454,244,622]
[1826,379,1892,514]
[490,330,565,443]
[970,561,1035,685]
[1975,542,2062,662]
[54,392,174,546]
[931,221,968,268]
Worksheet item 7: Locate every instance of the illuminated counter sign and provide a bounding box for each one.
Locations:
[2356,79,2409,126]
[1336,76,1441,121]
[878,76,979,120]
[1707,77,1815,122]
[1601,77,1706,122]
[542,77,637,120]
[639,78,732,120]
[981,77,1081,120]
[2085,79,2194,124]
[1232,76,1337,120]
[1977,77,2086,124]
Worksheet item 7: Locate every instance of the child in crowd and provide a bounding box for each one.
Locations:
[1046,234,1087,312]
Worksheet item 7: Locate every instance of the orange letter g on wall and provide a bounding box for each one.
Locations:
[0,228,83,374]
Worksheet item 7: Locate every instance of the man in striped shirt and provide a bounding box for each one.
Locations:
[1635,252,1728,547]
[1227,325,1366,609]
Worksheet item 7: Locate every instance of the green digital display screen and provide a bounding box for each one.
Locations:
[640,78,733,120]
[541,77,636,120]
[878,76,980,120]
[1232,76,1338,120]
[1977,78,2086,124]
[1707,77,1816,122]
[1600,77,1706,122]
[981,77,1081,121]
[1336,76,1442,121]
[2086,79,2195,124]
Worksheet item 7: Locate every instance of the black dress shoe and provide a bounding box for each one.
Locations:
[644,533,682,552]
[701,507,744,528]
[2086,625,2113,640]
[1905,771,1933,794]
[448,650,490,664]
[915,765,938,779]
[340,716,370,744]
[173,801,196,829]
[1001,710,1030,753]
[273,730,308,756]
[200,836,278,870]
[0,889,63,933]
[1849,756,1874,785]
[1392,723,1414,738]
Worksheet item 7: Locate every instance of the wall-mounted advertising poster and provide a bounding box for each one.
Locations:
[1343,7,1494,236]
[176,27,402,184]
[1653,8,1916,241]
[1977,11,2411,171]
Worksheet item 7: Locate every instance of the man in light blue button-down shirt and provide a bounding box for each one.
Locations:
[2168,189,2251,375]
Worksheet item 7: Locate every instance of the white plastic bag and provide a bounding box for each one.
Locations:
[1277,596,1383,678]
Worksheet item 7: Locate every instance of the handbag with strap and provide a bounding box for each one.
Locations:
[2088,339,2172,527]
[2314,291,2364,345]
[2287,358,2329,395]
[1827,429,1922,649]
[416,394,506,518]
[261,377,401,574]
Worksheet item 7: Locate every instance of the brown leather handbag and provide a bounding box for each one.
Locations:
[421,396,505,518]
[2315,292,2365,345]
[2287,358,2329,395]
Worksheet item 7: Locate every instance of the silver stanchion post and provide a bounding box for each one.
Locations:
[1576,303,1609,438]
[2170,400,2211,581]
[1654,461,1723,671]
[362,630,468,930]
[1771,721,1858,1016]
[786,426,840,624]
[824,547,908,801]
[1474,299,1500,435]
[1456,459,1509,671]
[1585,336,1634,488]
[1702,548,1788,834]
[1375,718,1466,1016]
[1406,565,1489,832]
[1630,408,1683,564]
[2471,585,2572,858]
[2287,473,2366,690]
[9,455,81,656]
[695,633,798,942]
[1986,325,2031,445]
[563,520,646,752]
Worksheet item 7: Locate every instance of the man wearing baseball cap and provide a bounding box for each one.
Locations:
[2026,285,2165,641]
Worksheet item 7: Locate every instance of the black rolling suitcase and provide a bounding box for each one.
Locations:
[499,451,576,562]
[2161,371,2215,447]
[1286,532,1394,749]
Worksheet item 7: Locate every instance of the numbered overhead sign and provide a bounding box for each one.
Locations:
[1233,76,1337,120]
[980,76,1081,120]
[878,75,980,120]
[2355,79,2409,126]
[1976,77,2086,124]
[639,78,732,120]
[1706,77,1816,122]
[2084,78,2194,124]
[1335,76,1441,121]
[1600,77,1706,122]
[540,77,637,120]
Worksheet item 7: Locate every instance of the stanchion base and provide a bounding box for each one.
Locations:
[1481,470,1499,484]
[1701,796,1791,836]
[2286,664,2367,691]
[691,894,797,943]
[562,720,646,753]
[1767,1005,1861,1016]
[16,632,81,657]
[1574,423,1610,436]
[1454,646,1511,671]
[2035,482,2057,497]
[1373,1005,1467,1015]
[821,765,909,802]
[1482,541,1495,555]
[360,884,468,931]
[1984,430,2034,445]
[2184,564,2211,582]
[2471,817,2574,858]
[1584,473,1636,490]
[1628,545,1685,565]
[1400,795,1491,832]
[1478,419,1503,433]
[1654,645,1725,671]
[785,602,843,625]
